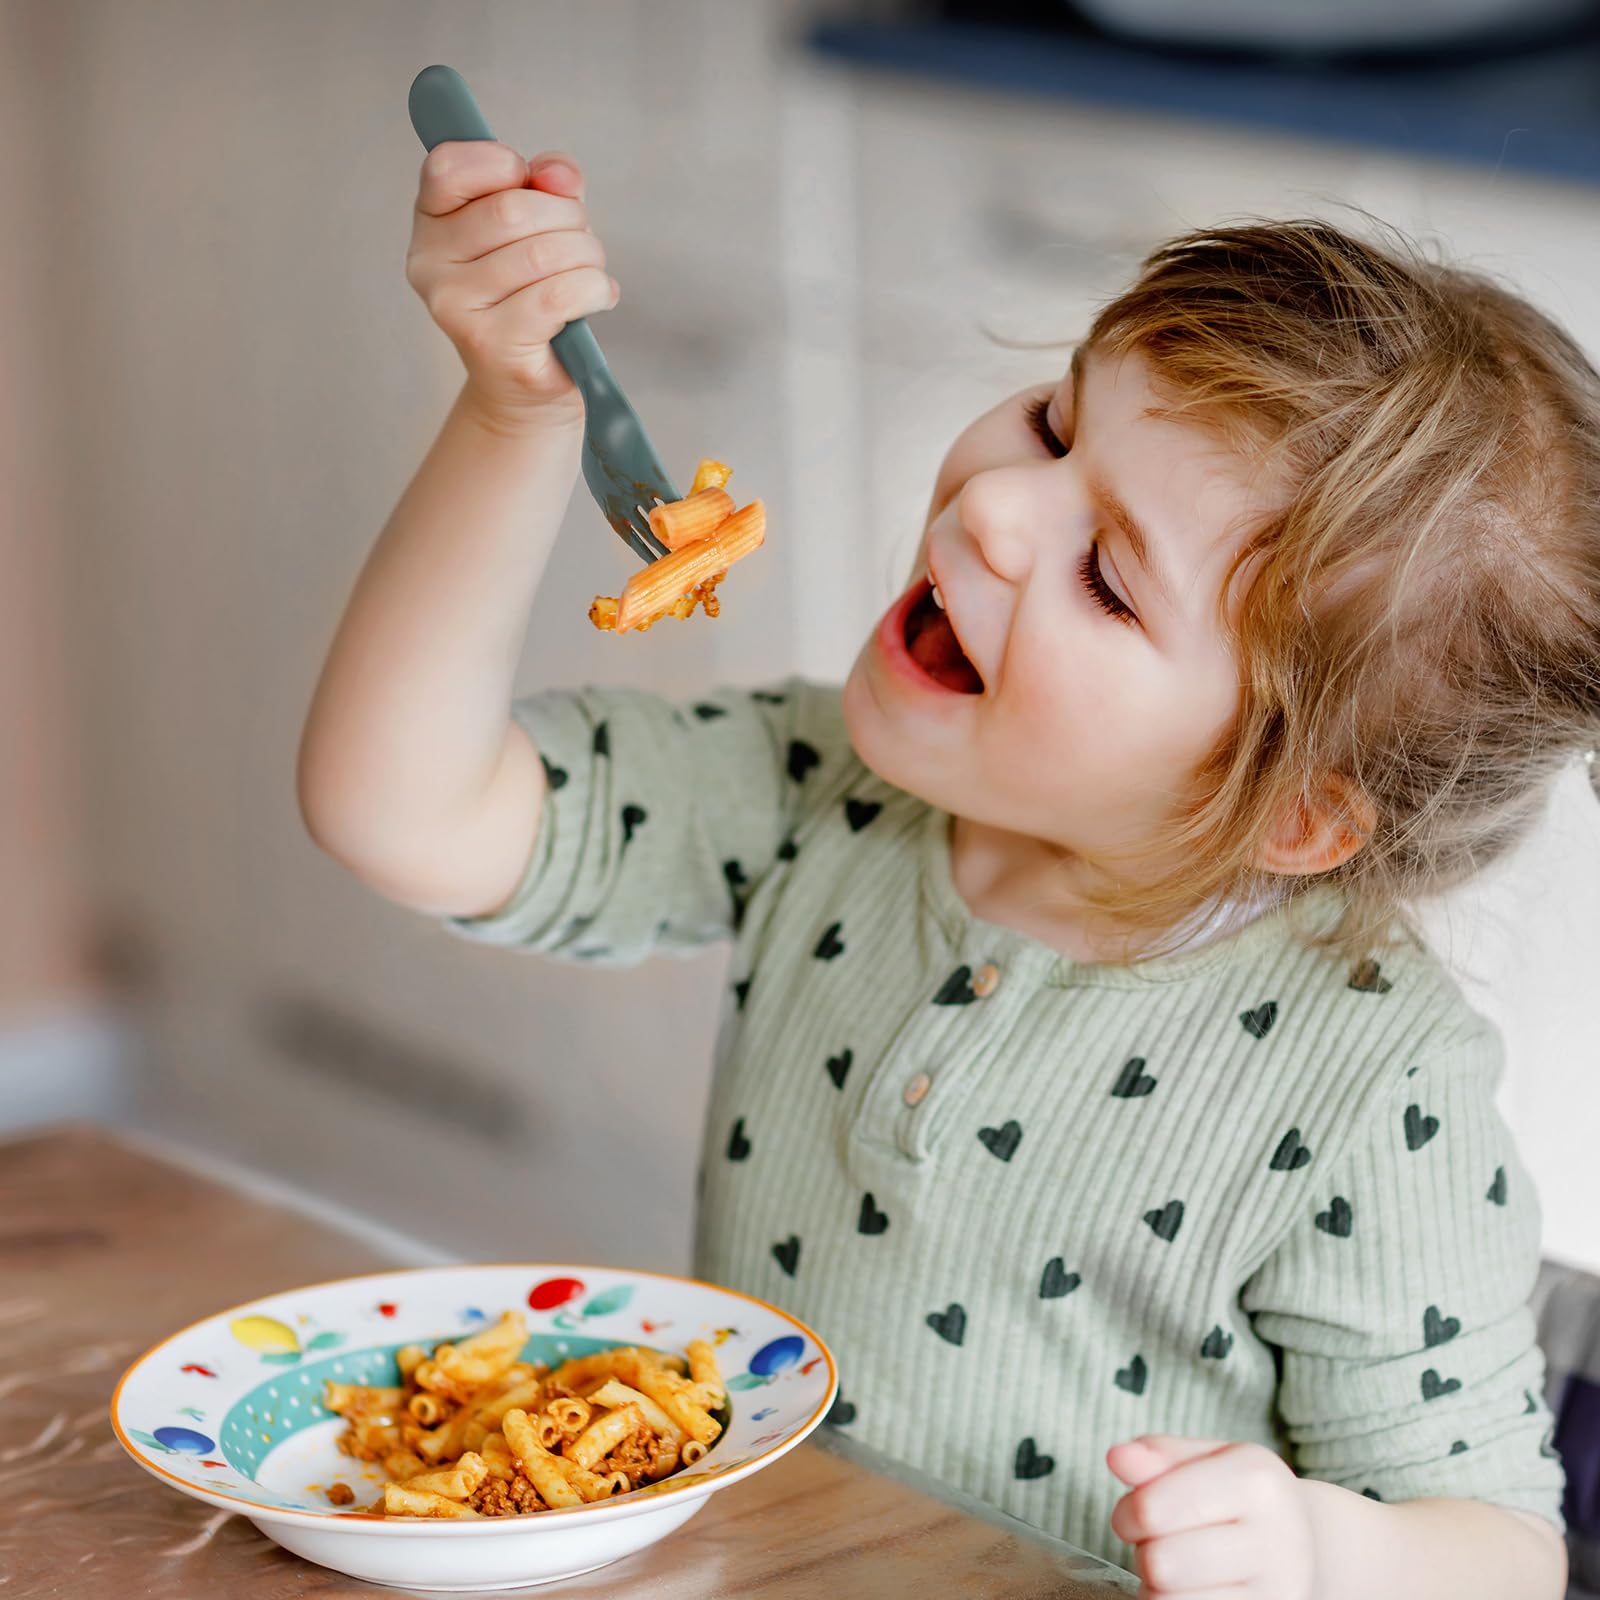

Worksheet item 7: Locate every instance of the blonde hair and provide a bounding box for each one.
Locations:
[1065,215,1600,969]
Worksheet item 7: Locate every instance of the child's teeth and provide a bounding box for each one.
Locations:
[931,584,946,610]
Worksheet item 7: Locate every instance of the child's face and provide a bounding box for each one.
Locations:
[842,346,1275,872]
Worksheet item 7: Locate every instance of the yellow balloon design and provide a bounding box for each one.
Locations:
[229,1315,300,1354]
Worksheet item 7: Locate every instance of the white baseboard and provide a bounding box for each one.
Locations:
[0,1001,140,1133]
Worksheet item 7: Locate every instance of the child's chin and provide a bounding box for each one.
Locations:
[841,668,960,809]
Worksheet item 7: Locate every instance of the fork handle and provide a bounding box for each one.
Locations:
[407,65,614,406]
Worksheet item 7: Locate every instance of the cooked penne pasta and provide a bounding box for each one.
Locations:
[585,1378,684,1443]
[568,1402,643,1471]
[685,1340,727,1407]
[405,1451,489,1501]
[548,1450,625,1502]
[502,1408,582,1509]
[407,1391,447,1427]
[395,1344,429,1383]
[324,1382,406,1418]
[615,501,766,634]
[380,1446,429,1481]
[547,1397,591,1436]
[688,458,733,496]
[383,1483,480,1519]
[332,1310,729,1519]
[434,1310,527,1387]
[588,456,763,634]
[648,486,735,550]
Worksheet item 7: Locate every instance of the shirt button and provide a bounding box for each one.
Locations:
[972,962,1001,998]
[902,1072,932,1107]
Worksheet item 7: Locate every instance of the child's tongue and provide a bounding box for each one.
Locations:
[906,590,983,694]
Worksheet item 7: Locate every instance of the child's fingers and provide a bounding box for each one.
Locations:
[1109,1443,1264,1543]
[411,188,589,280]
[438,227,608,316]
[1133,1521,1252,1595]
[526,149,585,200]
[480,263,618,352]
[416,139,529,218]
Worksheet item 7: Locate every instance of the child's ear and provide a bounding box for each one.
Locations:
[1254,772,1376,876]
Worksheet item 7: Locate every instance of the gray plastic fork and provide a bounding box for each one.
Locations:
[407,64,673,564]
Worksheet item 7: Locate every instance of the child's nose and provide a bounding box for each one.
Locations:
[957,464,1075,584]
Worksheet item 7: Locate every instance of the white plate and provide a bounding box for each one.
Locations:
[111,1263,837,1591]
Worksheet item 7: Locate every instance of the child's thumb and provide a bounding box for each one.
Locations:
[1107,1434,1226,1486]
[526,152,583,199]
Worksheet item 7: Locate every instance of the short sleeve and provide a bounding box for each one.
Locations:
[440,676,841,966]
[1240,1013,1567,1531]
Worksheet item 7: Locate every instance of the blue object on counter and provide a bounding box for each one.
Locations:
[805,10,1600,186]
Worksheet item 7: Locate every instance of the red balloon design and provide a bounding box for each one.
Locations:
[528,1276,585,1312]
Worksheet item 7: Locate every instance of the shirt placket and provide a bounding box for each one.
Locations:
[852,937,1058,1163]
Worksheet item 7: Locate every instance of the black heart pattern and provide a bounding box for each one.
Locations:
[926,1304,966,1345]
[826,1395,855,1426]
[787,740,821,783]
[1315,1196,1353,1237]
[723,859,748,912]
[1525,1390,1539,1415]
[1114,1355,1148,1395]
[1362,1488,1384,1502]
[1200,1325,1233,1359]
[845,798,883,832]
[540,755,569,791]
[1240,1001,1279,1039]
[693,703,728,721]
[726,1118,751,1161]
[1014,1438,1055,1480]
[1143,1200,1184,1242]
[978,1120,1022,1162]
[752,690,788,705]
[1423,1305,1461,1347]
[593,722,611,758]
[933,966,978,1006]
[857,1193,889,1235]
[1270,1127,1313,1171]
[733,978,752,1011]
[826,1050,853,1090]
[814,921,846,961]
[1348,958,1393,993]
[1487,1166,1508,1205]
[620,804,647,846]
[1039,1258,1081,1299]
[1110,1057,1157,1098]
[1421,1369,1460,1402]
[776,835,799,862]
[771,1236,800,1277]
[1404,1104,1440,1151]
[1450,1440,1469,1455]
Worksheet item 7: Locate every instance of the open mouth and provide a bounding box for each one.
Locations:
[903,578,984,695]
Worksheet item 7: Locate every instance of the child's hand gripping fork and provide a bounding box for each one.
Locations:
[407,64,675,565]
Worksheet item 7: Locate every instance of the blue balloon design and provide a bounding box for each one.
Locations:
[154,1425,216,1454]
[748,1335,804,1377]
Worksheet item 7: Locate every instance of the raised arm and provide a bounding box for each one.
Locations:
[297,140,619,918]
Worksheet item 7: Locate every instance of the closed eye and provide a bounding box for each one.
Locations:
[1024,395,1139,627]
[1023,393,1068,459]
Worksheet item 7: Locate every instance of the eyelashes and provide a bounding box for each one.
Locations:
[1023,392,1138,628]
[1022,393,1069,459]
[1078,543,1137,626]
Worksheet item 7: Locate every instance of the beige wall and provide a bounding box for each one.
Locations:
[0,3,97,1018]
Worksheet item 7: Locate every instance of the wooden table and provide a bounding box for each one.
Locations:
[0,1126,1136,1596]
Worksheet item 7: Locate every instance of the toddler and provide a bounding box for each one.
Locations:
[299,140,1600,1597]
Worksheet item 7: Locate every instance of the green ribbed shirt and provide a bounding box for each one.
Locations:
[444,676,1565,1570]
